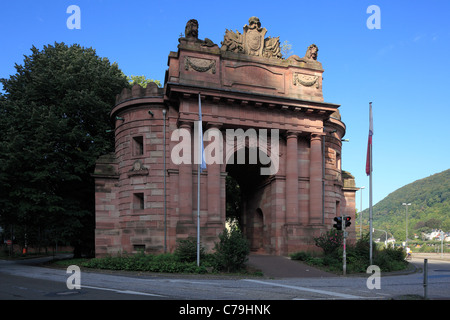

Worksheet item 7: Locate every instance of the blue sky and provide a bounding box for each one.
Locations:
[1,0,449,212]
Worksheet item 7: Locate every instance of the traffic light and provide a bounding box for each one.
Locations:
[344,216,351,228]
[333,217,342,230]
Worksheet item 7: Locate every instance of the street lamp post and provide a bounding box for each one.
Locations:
[374,228,388,248]
[402,203,411,245]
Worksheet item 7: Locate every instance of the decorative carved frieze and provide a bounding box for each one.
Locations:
[185,56,216,74]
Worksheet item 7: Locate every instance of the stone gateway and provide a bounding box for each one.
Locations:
[93,17,357,257]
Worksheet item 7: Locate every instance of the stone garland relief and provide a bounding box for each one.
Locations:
[185,56,216,74]
[293,73,320,89]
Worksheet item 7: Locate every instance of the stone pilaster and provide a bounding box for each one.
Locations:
[206,124,222,223]
[285,131,299,224]
[309,133,323,224]
[178,122,193,222]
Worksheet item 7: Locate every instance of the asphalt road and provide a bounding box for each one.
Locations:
[1,255,449,301]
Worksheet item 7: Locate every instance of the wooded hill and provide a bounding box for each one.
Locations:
[358,169,450,241]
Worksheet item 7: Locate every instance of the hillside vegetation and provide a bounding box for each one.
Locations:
[358,169,450,241]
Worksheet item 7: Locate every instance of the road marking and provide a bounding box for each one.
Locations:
[81,285,165,297]
[243,279,364,299]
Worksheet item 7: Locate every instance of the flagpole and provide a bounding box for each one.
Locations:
[369,143,373,265]
[197,93,201,267]
[368,102,373,265]
[197,160,200,266]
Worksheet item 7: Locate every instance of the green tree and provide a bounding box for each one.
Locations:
[359,169,450,241]
[127,75,161,88]
[226,175,241,222]
[0,42,129,256]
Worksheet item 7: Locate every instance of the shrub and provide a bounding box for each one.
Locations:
[354,232,372,256]
[291,232,409,274]
[306,257,324,267]
[82,252,209,274]
[213,227,250,272]
[174,237,205,263]
[290,251,312,261]
[374,246,408,272]
[314,229,343,255]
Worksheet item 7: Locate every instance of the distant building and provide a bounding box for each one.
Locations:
[93,17,357,257]
[422,229,449,241]
[387,237,396,245]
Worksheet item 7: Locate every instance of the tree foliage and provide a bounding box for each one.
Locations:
[0,42,129,256]
[127,75,161,88]
[359,169,450,241]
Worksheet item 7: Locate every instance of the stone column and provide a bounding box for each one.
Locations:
[309,133,323,224]
[178,122,193,222]
[298,137,309,225]
[285,132,299,224]
[206,124,222,223]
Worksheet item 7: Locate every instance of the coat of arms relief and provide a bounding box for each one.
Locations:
[243,17,267,56]
[221,17,282,60]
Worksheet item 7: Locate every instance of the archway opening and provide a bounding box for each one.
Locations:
[225,147,272,253]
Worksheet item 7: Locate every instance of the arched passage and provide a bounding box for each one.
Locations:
[225,147,272,253]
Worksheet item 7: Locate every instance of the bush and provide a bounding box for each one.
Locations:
[374,246,407,272]
[290,251,312,261]
[76,228,252,275]
[291,232,409,274]
[213,227,250,272]
[174,237,205,263]
[82,252,208,274]
[314,229,343,255]
[354,233,372,256]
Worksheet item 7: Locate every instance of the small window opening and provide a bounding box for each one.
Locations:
[133,136,144,156]
[133,193,144,210]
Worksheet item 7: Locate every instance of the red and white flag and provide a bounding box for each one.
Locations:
[365,102,373,176]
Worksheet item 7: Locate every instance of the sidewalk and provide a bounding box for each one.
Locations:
[247,254,335,278]
[411,252,450,261]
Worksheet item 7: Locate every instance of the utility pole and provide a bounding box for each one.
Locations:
[333,215,351,276]
[343,214,347,276]
[342,215,351,276]
[402,203,411,245]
